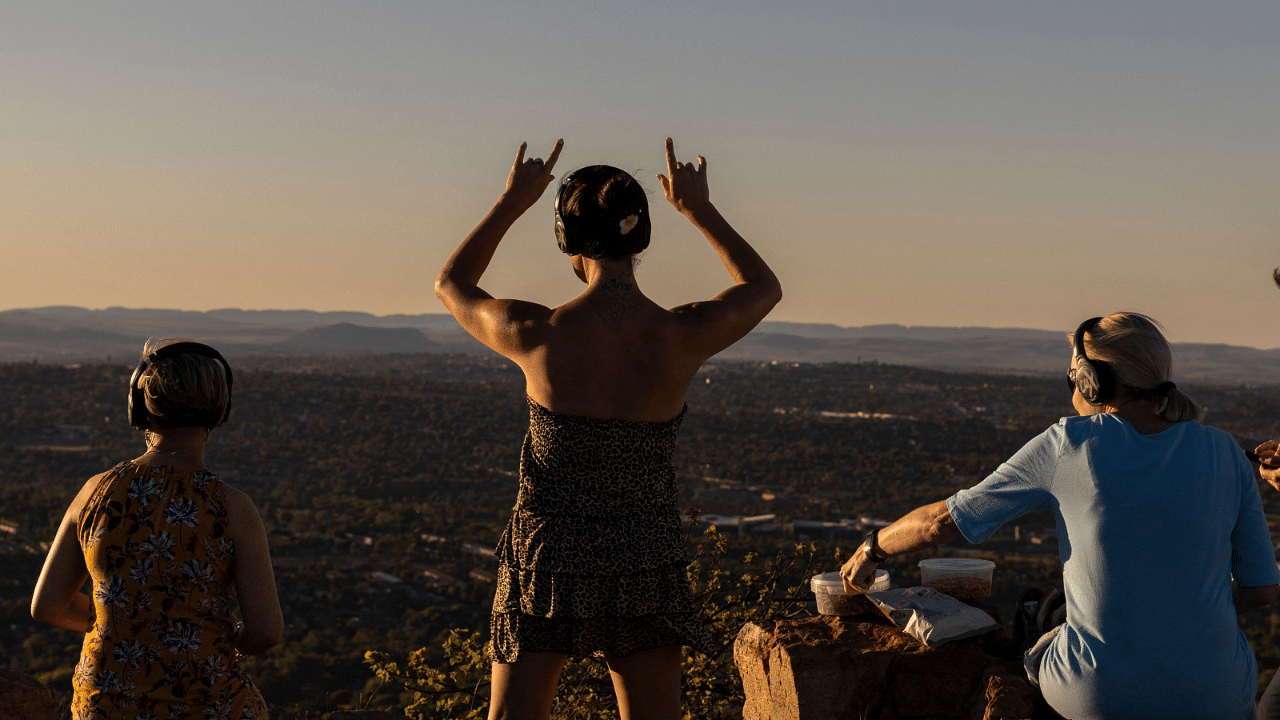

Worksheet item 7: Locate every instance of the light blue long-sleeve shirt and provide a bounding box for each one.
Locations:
[948,414,1278,720]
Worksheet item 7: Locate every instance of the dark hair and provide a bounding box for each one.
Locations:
[554,165,651,259]
[1274,266,1279,289]
[135,337,231,430]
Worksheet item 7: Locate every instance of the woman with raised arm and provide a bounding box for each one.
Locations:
[32,338,282,720]
[436,138,781,720]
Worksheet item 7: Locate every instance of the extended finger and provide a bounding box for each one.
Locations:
[512,142,527,173]
[697,155,707,174]
[544,139,564,174]
[664,137,677,177]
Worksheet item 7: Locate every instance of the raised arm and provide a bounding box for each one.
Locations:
[659,138,782,357]
[435,140,563,358]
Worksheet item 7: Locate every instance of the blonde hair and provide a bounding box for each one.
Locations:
[1071,312,1202,423]
[137,337,231,429]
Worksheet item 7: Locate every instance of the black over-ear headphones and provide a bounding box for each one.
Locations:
[553,170,581,255]
[128,342,234,430]
[1070,317,1114,405]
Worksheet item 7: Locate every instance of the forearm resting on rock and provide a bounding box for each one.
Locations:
[878,501,962,557]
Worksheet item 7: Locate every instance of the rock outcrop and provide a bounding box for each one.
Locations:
[0,669,58,720]
[734,614,1046,720]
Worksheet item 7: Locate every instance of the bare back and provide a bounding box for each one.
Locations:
[520,284,716,421]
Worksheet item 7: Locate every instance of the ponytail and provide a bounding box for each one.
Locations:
[1157,386,1202,423]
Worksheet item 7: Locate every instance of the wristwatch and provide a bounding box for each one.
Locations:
[861,528,890,563]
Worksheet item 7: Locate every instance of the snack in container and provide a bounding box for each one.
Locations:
[918,558,995,602]
[810,569,889,616]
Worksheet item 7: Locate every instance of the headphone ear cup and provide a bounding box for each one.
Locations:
[555,214,571,254]
[128,369,150,429]
[1074,361,1104,405]
[1074,360,1117,405]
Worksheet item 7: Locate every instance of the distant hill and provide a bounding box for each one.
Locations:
[271,323,441,354]
[2,306,1276,385]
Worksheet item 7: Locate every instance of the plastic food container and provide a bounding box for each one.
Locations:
[918,558,995,602]
[810,570,890,616]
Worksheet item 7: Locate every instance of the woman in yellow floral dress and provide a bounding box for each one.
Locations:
[32,339,283,720]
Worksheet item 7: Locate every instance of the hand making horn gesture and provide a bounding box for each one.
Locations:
[501,139,564,215]
[657,137,710,217]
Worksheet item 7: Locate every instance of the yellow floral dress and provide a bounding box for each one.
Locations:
[73,461,268,720]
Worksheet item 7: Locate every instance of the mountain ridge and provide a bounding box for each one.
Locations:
[2,306,1276,385]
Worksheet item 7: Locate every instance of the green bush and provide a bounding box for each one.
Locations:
[365,509,834,719]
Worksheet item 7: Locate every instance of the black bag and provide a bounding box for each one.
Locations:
[1014,585,1067,651]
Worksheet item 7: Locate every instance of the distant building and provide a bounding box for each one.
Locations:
[697,514,777,537]
[369,571,403,584]
[422,569,459,585]
[56,424,94,437]
[790,519,858,540]
[0,519,20,535]
[469,568,498,584]
[461,542,497,559]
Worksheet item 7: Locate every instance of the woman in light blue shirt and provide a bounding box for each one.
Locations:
[841,312,1278,720]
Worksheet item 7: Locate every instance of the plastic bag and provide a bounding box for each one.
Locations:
[866,587,1000,647]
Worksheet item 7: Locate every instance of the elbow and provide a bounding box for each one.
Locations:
[924,509,960,546]
[239,624,284,654]
[765,281,783,309]
[433,275,452,302]
[30,600,53,626]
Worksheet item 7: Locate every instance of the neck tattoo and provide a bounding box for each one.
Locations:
[600,278,634,292]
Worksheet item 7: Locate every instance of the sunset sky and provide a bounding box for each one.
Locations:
[2,2,1277,347]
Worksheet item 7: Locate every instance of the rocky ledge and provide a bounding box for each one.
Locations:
[0,669,58,720]
[734,612,1051,720]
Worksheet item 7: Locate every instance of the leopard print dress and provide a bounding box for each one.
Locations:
[489,397,716,662]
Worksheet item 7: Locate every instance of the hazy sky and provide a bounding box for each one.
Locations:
[2,2,1277,347]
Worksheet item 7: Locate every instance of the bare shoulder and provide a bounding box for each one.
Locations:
[66,468,116,521]
[218,482,259,518]
[663,297,763,359]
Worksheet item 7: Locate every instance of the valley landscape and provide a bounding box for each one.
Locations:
[2,351,1278,716]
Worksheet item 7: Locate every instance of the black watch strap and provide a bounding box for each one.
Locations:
[863,528,890,563]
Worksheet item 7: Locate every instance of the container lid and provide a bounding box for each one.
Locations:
[811,569,888,591]
[918,558,995,570]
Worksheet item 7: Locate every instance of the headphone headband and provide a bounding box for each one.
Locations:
[128,342,234,430]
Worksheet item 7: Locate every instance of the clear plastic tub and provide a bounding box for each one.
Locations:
[918,558,995,602]
[810,570,889,616]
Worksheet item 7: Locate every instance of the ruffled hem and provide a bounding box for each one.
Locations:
[489,610,717,663]
[499,510,687,575]
[494,562,697,618]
